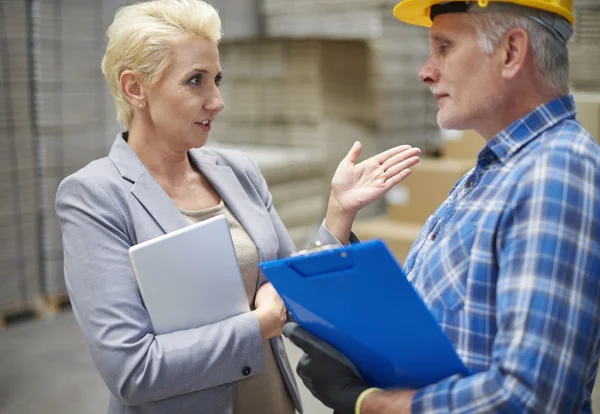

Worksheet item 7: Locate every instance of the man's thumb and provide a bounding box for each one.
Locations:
[284,323,363,377]
[283,322,319,354]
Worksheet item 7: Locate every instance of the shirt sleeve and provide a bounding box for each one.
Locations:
[411,149,600,413]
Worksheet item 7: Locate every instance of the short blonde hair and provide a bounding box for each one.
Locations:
[102,0,222,127]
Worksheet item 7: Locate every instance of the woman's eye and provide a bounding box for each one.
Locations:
[215,75,223,87]
[189,75,202,85]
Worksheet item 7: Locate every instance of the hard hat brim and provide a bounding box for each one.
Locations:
[393,0,575,28]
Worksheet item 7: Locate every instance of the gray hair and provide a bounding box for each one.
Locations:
[464,13,570,97]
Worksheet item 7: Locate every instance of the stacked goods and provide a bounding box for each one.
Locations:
[32,0,125,304]
[211,38,389,222]
[208,0,263,40]
[573,92,600,143]
[263,3,384,40]
[374,11,439,151]
[260,3,439,151]
[213,39,375,157]
[570,0,600,143]
[570,0,600,92]
[0,0,44,326]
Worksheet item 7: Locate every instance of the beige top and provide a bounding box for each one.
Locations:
[180,200,295,414]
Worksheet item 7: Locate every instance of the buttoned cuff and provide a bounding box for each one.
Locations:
[316,219,360,247]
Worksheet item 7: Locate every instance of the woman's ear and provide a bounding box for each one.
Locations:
[120,70,146,108]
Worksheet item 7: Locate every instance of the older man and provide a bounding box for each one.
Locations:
[285,1,600,413]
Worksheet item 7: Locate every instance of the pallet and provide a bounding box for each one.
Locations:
[0,297,49,330]
[44,292,71,315]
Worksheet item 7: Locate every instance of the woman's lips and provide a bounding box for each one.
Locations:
[195,121,211,132]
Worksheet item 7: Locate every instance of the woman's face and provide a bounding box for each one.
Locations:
[144,36,224,150]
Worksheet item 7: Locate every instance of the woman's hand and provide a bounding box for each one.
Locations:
[253,283,287,342]
[325,142,420,244]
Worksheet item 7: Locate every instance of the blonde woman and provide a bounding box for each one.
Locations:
[55,1,420,413]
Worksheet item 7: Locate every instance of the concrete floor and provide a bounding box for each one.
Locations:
[0,309,599,414]
[0,309,331,414]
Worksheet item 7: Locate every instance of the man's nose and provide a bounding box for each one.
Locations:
[419,56,439,86]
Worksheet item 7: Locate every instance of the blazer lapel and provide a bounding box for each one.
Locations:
[109,134,188,234]
[130,174,189,234]
[189,151,269,261]
[108,134,270,251]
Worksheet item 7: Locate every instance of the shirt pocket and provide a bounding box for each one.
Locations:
[420,222,475,312]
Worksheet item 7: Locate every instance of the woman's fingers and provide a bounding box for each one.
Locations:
[372,144,413,165]
[381,147,421,172]
[384,156,421,186]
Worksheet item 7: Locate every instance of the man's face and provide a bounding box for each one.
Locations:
[419,14,503,131]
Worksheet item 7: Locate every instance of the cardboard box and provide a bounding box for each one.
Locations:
[441,129,485,160]
[573,92,600,143]
[352,217,423,264]
[386,158,473,225]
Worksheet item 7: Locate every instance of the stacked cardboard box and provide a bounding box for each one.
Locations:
[351,219,422,264]
[439,129,484,161]
[573,92,600,143]
[0,0,43,322]
[374,11,439,151]
[208,0,262,40]
[210,39,382,232]
[570,1,600,92]
[32,0,125,301]
[214,39,375,154]
[255,3,442,225]
[386,158,474,223]
[262,0,386,39]
[260,2,439,152]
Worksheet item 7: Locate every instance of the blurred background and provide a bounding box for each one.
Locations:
[0,0,599,413]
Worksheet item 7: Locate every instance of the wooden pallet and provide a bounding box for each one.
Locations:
[0,297,49,330]
[44,292,71,315]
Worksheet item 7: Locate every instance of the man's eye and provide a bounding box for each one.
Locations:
[215,74,223,87]
[439,44,449,53]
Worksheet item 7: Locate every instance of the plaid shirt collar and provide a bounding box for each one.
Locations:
[479,95,577,167]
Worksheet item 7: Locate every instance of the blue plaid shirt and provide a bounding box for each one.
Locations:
[406,95,600,413]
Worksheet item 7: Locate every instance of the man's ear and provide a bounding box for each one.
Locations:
[120,70,146,107]
[498,27,530,81]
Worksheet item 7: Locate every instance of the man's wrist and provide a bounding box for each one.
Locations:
[355,388,383,414]
[359,388,416,414]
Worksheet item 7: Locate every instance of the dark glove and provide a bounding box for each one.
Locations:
[284,322,370,414]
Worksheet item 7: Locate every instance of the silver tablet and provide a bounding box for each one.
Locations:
[129,214,249,335]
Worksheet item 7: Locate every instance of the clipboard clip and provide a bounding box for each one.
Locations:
[288,241,354,277]
[291,240,339,257]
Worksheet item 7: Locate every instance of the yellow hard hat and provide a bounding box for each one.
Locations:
[393,0,575,28]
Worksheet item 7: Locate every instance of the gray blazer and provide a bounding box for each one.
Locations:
[55,134,342,414]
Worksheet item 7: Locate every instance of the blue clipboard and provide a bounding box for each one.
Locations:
[258,239,470,389]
